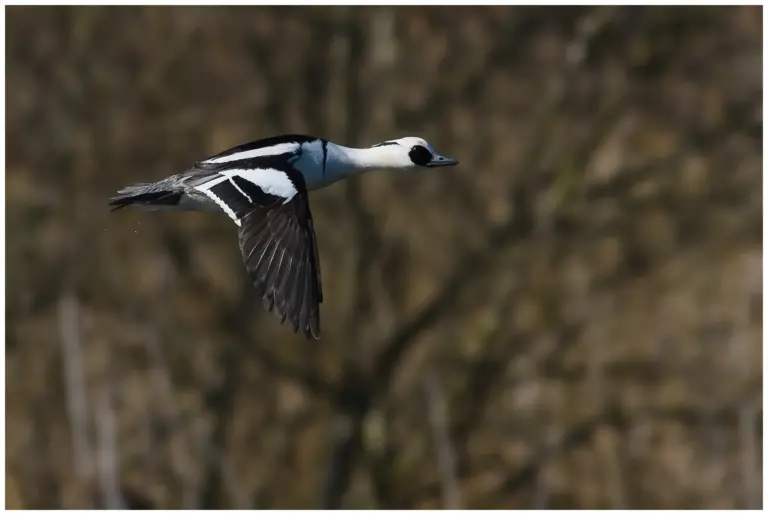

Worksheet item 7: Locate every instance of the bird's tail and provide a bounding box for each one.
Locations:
[108,183,183,212]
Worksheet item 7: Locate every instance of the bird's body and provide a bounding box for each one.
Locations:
[110,134,458,339]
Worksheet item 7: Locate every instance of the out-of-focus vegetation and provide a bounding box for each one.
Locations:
[5,5,762,509]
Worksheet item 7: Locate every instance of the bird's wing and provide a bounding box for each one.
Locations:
[190,163,323,339]
[237,194,323,340]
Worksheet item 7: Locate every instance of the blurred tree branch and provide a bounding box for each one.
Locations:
[143,330,200,508]
[321,6,375,509]
[94,377,124,509]
[423,370,462,509]
[58,292,94,508]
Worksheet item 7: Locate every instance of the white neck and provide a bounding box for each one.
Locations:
[330,143,412,171]
[297,141,412,191]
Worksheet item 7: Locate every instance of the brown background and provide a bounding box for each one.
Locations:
[6,5,762,509]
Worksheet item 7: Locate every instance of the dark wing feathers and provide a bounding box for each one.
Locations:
[306,215,323,302]
[197,145,323,338]
[238,195,322,339]
[111,133,325,339]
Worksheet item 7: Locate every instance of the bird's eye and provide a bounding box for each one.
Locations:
[408,145,433,167]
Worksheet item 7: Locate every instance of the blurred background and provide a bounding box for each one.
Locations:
[5,5,763,510]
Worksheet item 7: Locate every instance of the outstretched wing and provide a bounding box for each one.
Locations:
[237,195,323,339]
[189,159,323,339]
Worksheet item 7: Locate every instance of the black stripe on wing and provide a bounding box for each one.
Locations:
[206,175,287,220]
[202,134,318,163]
[207,180,257,220]
[238,194,323,339]
[231,175,288,205]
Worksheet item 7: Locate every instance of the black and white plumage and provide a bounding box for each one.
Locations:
[109,134,459,339]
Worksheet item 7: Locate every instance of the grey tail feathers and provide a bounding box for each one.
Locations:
[108,184,182,212]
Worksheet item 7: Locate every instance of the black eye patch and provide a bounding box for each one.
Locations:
[408,145,433,166]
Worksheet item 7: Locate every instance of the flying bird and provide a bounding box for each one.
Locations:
[109,134,459,340]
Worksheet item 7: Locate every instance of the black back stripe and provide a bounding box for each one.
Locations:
[202,134,317,163]
[215,154,296,173]
[372,141,398,148]
[321,139,328,180]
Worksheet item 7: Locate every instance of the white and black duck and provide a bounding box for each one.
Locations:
[109,134,459,339]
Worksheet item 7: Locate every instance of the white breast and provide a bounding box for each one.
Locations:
[291,140,336,191]
[294,141,355,191]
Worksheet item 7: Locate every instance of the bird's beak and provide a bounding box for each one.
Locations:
[426,154,459,167]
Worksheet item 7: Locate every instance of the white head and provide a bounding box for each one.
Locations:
[365,137,459,170]
[302,136,459,191]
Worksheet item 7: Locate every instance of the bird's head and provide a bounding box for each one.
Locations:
[368,137,459,170]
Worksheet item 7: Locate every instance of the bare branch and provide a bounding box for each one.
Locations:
[94,380,124,509]
[143,331,199,509]
[58,293,94,500]
[423,370,461,509]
